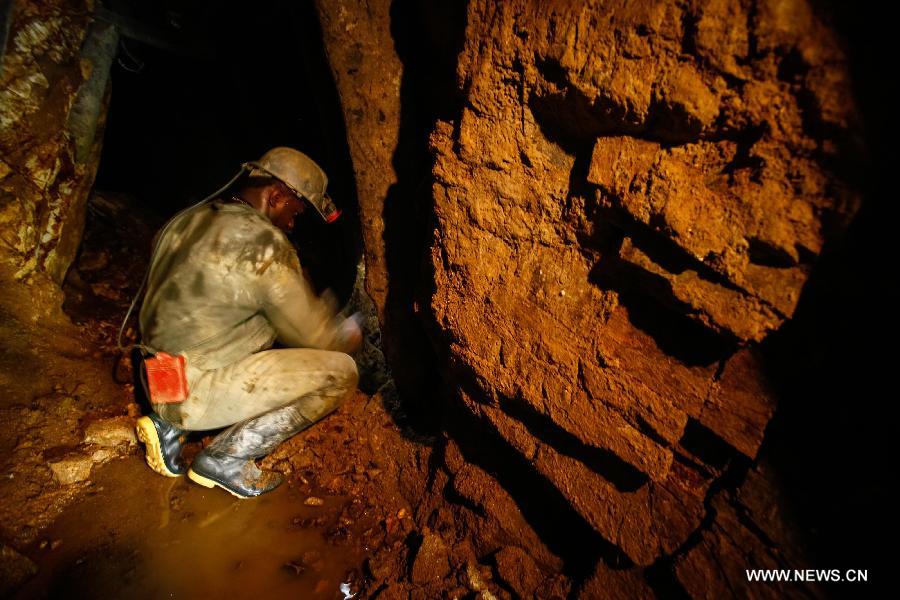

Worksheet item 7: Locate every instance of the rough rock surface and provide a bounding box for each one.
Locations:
[0,0,115,284]
[0,4,133,568]
[83,415,137,447]
[312,0,400,321]
[426,0,859,570]
[318,0,863,595]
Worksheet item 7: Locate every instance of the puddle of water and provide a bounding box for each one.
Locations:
[16,456,362,599]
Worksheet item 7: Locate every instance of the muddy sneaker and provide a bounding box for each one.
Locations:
[187,450,284,498]
[135,413,187,477]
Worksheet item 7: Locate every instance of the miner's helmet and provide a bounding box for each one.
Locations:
[243,147,341,223]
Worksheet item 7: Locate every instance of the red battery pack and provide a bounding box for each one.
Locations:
[144,352,189,404]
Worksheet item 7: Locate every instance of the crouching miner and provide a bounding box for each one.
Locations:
[134,147,361,498]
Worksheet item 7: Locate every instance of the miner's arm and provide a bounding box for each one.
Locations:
[257,251,351,351]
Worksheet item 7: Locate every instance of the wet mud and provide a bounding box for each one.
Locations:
[16,456,364,599]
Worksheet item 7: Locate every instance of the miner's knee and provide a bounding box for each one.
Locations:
[336,352,359,392]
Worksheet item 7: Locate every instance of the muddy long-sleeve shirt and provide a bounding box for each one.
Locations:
[139,198,345,370]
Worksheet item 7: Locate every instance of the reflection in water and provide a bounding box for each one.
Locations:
[18,456,361,599]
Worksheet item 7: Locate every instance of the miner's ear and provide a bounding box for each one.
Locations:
[264,185,280,207]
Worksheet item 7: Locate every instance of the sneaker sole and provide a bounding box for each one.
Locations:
[187,468,255,499]
[135,416,180,478]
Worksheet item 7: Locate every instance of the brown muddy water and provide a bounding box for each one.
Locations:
[15,456,364,599]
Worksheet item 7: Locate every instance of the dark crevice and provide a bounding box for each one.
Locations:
[0,0,14,59]
[644,447,755,598]
[611,217,698,275]
[446,351,653,492]
[424,434,448,491]
[564,144,601,204]
[720,124,767,180]
[498,392,649,493]
[579,192,781,347]
[632,413,676,450]
[443,395,634,583]
[678,419,747,474]
[403,530,425,581]
[728,495,782,553]
[645,93,707,146]
[577,360,676,451]
[713,358,727,381]
[679,10,699,58]
[776,46,811,84]
[671,450,716,484]
[483,550,520,599]
[744,0,761,61]
[746,236,798,268]
[366,583,390,599]
[590,260,738,367]
[382,0,468,432]
[582,189,749,296]
[794,242,819,265]
[289,0,365,304]
[644,560,692,600]
[530,56,648,153]
[532,49,717,148]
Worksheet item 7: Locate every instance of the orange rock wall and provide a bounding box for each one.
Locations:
[304,0,864,593]
[426,0,858,567]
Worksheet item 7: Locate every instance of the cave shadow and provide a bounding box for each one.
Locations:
[747,1,898,592]
[754,194,896,589]
[444,395,636,582]
[443,347,652,492]
[378,0,468,433]
[495,390,648,492]
[287,0,364,308]
[676,417,750,482]
[589,249,739,369]
[644,421,754,599]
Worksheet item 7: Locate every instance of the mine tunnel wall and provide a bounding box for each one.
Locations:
[0,0,112,302]
[0,0,894,596]
[314,0,890,595]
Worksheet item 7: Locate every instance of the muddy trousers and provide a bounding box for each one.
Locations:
[153,347,359,457]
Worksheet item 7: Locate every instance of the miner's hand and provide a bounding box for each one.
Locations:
[337,313,364,354]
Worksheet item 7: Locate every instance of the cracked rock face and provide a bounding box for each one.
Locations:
[425,0,859,581]
[318,0,863,590]
[314,0,863,588]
